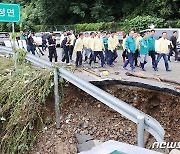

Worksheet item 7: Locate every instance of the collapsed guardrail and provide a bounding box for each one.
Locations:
[0,46,165,148]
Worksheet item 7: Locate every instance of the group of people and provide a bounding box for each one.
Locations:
[52,30,120,68]
[123,30,178,72]
[38,29,178,72]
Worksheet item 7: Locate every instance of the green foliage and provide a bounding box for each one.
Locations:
[16,49,27,64]
[76,22,120,31]
[34,25,46,33]
[165,20,180,28]
[120,16,165,33]
[11,33,17,41]
[177,20,180,28]
[0,65,54,154]
[0,57,13,76]
[0,0,179,32]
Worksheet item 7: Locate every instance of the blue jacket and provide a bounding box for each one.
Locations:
[125,36,136,53]
[103,37,108,49]
[148,35,155,51]
[140,38,148,55]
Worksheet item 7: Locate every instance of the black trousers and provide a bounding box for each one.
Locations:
[69,45,74,60]
[49,48,57,62]
[168,47,178,61]
[62,48,69,63]
[76,51,82,66]
[134,49,139,66]
[89,51,105,67]
[149,50,156,68]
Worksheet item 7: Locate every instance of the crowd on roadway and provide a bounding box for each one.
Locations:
[27,29,178,72]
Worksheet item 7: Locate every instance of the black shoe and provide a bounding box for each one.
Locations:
[166,69,172,72]
[154,68,158,71]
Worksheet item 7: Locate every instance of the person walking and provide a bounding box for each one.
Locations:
[134,31,141,67]
[168,31,178,62]
[154,32,171,71]
[139,33,149,71]
[42,32,47,51]
[60,31,67,59]
[122,34,129,63]
[108,31,119,67]
[46,32,53,42]
[123,31,136,72]
[27,32,35,55]
[48,34,58,62]
[148,30,156,68]
[69,30,76,61]
[103,32,110,64]
[61,32,71,65]
[74,33,84,67]
[88,32,95,63]
[83,32,90,62]
[89,32,105,68]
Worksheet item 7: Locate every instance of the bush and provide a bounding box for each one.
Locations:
[75,22,120,31]
[34,25,46,32]
[120,16,165,33]
[177,20,180,28]
[165,20,180,28]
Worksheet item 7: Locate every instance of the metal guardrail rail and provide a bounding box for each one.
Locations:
[0,46,165,147]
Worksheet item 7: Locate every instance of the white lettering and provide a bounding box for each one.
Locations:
[166,142,177,149]
[7,9,14,17]
[177,142,180,148]
[0,8,5,17]
[152,142,160,149]
[159,142,167,149]
[152,142,180,149]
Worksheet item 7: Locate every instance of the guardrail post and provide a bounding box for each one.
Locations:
[54,67,61,129]
[137,115,145,148]
[14,53,17,69]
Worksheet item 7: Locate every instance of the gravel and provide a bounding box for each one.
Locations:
[30,84,180,154]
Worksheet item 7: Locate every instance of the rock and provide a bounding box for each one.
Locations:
[65,119,70,124]
[133,97,138,103]
[97,104,101,108]
[94,140,102,146]
[83,121,88,128]
[46,141,51,146]
[116,132,120,136]
[69,144,77,153]
[75,134,94,144]
[92,127,97,133]
[100,137,105,142]
[80,130,85,134]
[109,130,115,135]
[95,131,100,136]
[79,122,84,128]
[88,130,93,135]
[84,130,88,134]
[69,138,73,144]
[56,130,62,135]
[77,140,95,153]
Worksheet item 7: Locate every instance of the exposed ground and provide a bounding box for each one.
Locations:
[0,55,179,154]
[31,83,180,154]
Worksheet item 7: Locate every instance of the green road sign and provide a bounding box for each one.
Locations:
[0,3,20,22]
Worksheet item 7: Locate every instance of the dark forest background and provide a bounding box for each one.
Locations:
[0,0,179,32]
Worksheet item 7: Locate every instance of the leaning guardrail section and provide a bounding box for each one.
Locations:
[0,46,165,148]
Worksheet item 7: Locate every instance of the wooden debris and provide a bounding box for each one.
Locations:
[125,72,180,86]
